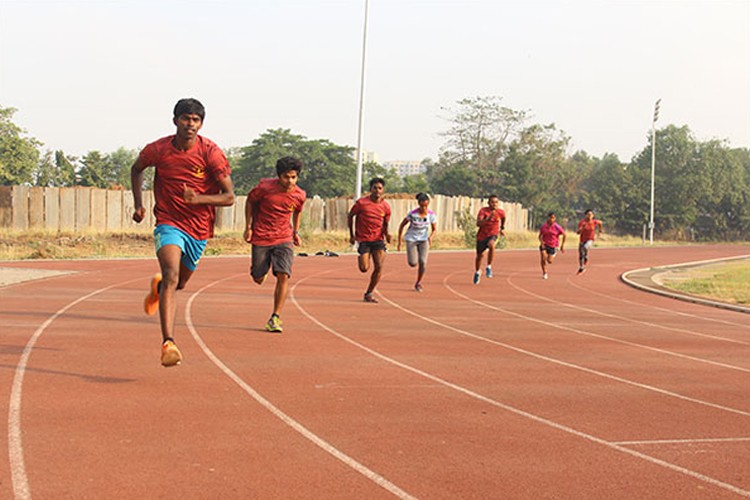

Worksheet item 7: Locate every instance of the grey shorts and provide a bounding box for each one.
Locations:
[406,240,429,267]
[251,243,294,279]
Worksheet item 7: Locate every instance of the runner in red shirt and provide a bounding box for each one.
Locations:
[538,212,566,280]
[131,98,235,366]
[348,178,392,303]
[576,209,603,274]
[473,195,506,284]
[244,157,307,333]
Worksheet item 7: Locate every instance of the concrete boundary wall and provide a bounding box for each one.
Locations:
[0,186,528,234]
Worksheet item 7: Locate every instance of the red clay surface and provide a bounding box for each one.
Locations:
[1,244,749,499]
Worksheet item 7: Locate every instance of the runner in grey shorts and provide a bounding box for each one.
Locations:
[397,193,437,292]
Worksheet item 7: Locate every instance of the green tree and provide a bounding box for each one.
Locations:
[579,153,638,234]
[692,144,750,240]
[106,147,138,188]
[362,161,401,193]
[439,96,528,170]
[400,174,429,195]
[630,125,704,238]
[0,106,41,185]
[498,123,571,217]
[627,125,750,240]
[78,151,108,187]
[300,139,357,198]
[34,150,57,187]
[55,151,78,187]
[234,128,356,197]
[566,150,596,213]
[426,161,480,197]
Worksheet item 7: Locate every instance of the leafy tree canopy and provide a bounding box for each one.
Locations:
[234,128,356,197]
[0,106,41,185]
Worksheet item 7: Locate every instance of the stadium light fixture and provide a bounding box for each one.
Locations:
[649,98,661,245]
[354,0,369,200]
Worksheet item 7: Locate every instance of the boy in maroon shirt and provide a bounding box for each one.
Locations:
[576,209,603,274]
[348,178,392,303]
[131,98,235,367]
[473,195,506,284]
[244,157,307,333]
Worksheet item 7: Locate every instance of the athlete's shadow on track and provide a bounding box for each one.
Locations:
[0,363,136,384]
[0,344,61,355]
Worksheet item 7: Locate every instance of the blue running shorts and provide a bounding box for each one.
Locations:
[154,224,208,271]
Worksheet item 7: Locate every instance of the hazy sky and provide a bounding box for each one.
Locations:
[1,0,748,164]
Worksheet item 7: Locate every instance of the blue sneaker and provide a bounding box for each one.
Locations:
[485,267,493,278]
[473,271,480,284]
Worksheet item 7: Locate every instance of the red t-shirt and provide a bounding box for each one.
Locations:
[139,135,231,240]
[247,178,307,246]
[476,207,506,240]
[578,218,602,242]
[350,196,391,242]
[539,222,565,248]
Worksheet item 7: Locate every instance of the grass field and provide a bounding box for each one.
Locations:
[659,259,750,306]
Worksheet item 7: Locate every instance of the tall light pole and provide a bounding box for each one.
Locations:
[649,98,661,245]
[354,0,369,200]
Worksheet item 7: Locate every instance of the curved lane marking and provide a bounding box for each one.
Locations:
[375,276,750,416]
[515,272,750,345]
[8,277,142,500]
[185,273,417,500]
[498,272,750,372]
[565,274,750,331]
[290,271,750,497]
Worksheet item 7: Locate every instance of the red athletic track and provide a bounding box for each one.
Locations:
[1,244,749,499]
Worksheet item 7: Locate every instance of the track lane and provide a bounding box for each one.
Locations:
[2,245,748,498]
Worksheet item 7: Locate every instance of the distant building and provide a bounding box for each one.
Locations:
[383,160,425,177]
[353,149,379,164]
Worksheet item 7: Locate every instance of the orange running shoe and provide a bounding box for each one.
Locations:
[161,339,182,367]
[144,273,162,316]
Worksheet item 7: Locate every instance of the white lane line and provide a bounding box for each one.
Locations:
[509,272,750,347]
[185,274,417,500]
[566,275,750,332]
[451,273,750,374]
[613,437,750,446]
[378,283,750,417]
[7,278,141,500]
[290,273,750,498]
[424,273,750,417]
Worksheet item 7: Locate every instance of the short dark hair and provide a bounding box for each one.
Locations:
[416,192,430,202]
[173,98,205,121]
[488,194,499,201]
[369,177,385,188]
[276,156,303,176]
[547,211,556,218]
[584,209,593,215]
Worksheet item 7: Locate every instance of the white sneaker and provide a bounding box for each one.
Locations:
[542,273,548,280]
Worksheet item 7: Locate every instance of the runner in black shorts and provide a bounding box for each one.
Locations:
[538,212,566,280]
[348,178,392,303]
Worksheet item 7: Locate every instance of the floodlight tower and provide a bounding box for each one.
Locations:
[649,98,661,245]
[354,0,369,200]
